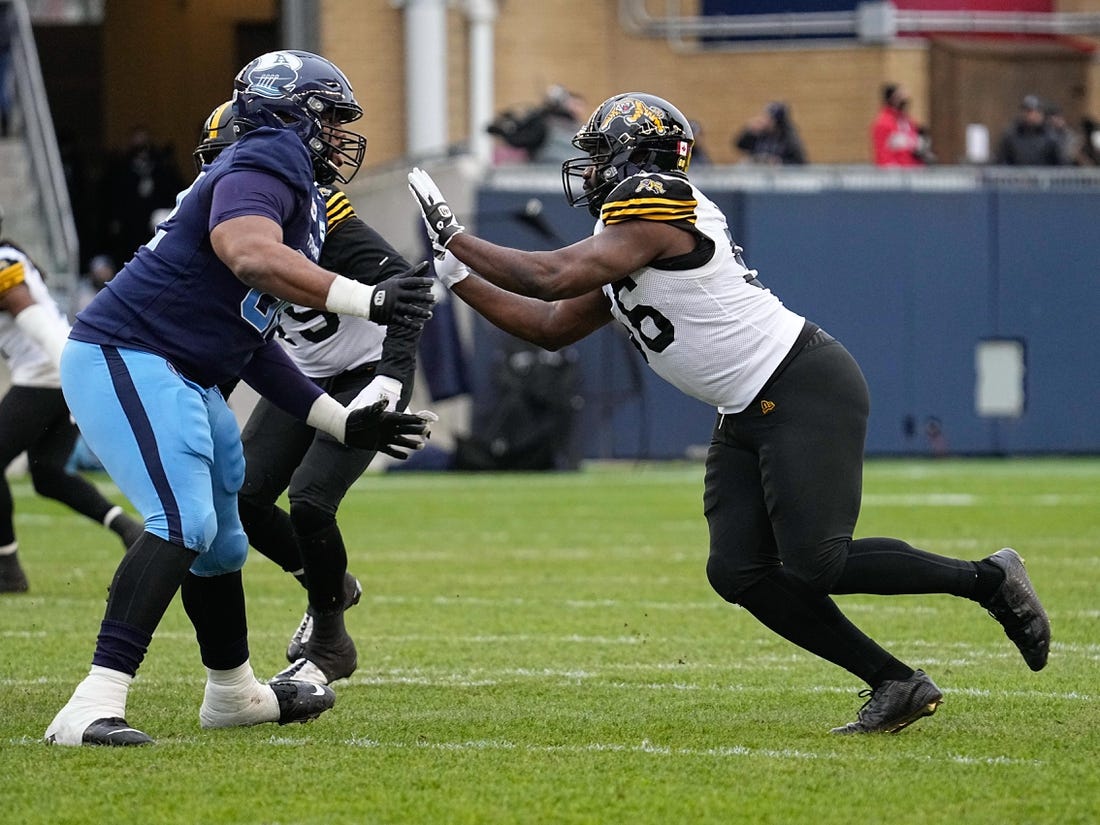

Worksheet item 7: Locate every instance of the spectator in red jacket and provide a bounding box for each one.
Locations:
[871,83,930,167]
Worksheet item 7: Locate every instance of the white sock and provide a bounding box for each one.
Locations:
[199,660,278,729]
[0,541,16,557]
[44,666,133,746]
[102,505,124,529]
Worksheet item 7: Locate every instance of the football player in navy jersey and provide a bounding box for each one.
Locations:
[45,51,436,747]
[408,92,1051,735]
[193,101,424,687]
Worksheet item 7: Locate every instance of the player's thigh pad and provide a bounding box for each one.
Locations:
[192,389,248,576]
[60,342,226,554]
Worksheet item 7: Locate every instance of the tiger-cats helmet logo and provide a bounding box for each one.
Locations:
[635,178,667,195]
[599,98,671,137]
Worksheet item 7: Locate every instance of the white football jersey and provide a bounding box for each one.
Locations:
[0,242,68,388]
[273,187,386,378]
[597,172,804,413]
[275,306,384,378]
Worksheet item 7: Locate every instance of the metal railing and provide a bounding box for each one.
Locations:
[3,0,78,282]
[620,0,1100,52]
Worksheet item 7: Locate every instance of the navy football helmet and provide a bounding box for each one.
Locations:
[562,92,694,217]
[232,50,367,184]
[192,100,235,172]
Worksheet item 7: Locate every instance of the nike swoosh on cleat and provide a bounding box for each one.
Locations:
[311,685,326,696]
[106,728,142,737]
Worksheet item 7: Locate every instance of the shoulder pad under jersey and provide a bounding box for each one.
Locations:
[600,173,697,226]
[319,185,357,234]
[227,128,314,191]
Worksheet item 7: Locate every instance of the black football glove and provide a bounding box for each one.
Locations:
[367,261,436,327]
[344,399,435,460]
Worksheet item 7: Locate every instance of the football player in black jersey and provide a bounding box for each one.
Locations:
[409,92,1050,735]
[194,101,427,687]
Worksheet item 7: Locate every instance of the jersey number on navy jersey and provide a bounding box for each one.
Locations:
[611,277,675,362]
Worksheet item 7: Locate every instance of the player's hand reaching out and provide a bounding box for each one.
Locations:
[365,261,436,327]
[408,167,465,257]
[343,400,437,459]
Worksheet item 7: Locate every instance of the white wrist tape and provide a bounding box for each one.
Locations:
[435,251,470,289]
[306,393,349,443]
[15,303,69,368]
[324,276,376,319]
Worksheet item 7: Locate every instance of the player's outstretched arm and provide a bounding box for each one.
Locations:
[435,252,612,351]
[408,167,674,301]
[211,215,434,324]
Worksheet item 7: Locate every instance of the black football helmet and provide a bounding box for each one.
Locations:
[562,92,694,217]
[231,50,367,184]
[193,101,235,172]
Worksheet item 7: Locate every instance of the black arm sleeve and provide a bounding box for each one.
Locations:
[319,213,422,383]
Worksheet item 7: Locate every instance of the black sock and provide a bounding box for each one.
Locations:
[869,661,916,687]
[294,521,348,613]
[310,609,349,647]
[735,568,903,685]
[180,570,249,670]
[92,532,196,674]
[832,537,979,597]
[971,559,1006,603]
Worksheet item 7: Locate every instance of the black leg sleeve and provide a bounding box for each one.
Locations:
[735,567,908,686]
[180,570,250,670]
[92,532,196,675]
[832,537,979,597]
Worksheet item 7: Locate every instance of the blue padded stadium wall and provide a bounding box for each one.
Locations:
[472,181,1100,458]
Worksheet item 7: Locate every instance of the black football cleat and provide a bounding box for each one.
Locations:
[980,548,1051,671]
[0,552,29,593]
[270,680,336,725]
[286,572,362,662]
[78,717,153,746]
[271,630,358,686]
[831,670,943,734]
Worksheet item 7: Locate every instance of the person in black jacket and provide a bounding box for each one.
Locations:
[996,95,1064,166]
[733,101,807,165]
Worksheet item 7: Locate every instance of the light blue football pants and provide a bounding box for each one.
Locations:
[60,340,248,575]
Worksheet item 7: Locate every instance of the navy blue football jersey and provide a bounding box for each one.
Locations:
[71,127,326,388]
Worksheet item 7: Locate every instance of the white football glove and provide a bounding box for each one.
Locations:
[350,375,403,413]
[434,250,470,289]
[408,167,465,257]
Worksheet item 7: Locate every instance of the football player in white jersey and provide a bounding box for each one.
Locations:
[0,221,143,593]
[194,102,430,687]
[408,92,1051,734]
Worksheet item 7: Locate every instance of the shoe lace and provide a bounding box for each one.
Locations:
[855,687,877,716]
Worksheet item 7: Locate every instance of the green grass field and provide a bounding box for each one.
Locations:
[1,458,1097,824]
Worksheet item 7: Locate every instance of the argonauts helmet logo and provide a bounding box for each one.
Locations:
[244,51,303,99]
